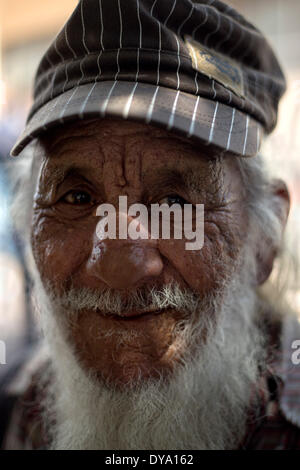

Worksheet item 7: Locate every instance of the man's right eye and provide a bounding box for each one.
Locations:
[62,190,93,205]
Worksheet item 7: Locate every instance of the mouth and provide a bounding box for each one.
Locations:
[97,306,173,320]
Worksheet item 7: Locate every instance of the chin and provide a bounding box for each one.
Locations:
[66,307,195,390]
[72,338,186,392]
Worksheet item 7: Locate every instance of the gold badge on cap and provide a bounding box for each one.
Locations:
[184,35,245,98]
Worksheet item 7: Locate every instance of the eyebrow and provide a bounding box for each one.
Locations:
[146,168,184,187]
[143,167,207,199]
[41,164,100,191]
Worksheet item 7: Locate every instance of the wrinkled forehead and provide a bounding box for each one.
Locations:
[37,117,226,175]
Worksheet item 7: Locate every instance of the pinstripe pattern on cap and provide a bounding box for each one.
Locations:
[11,0,286,157]
[13,80,263,157]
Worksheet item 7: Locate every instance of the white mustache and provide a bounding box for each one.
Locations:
[50,282,206,316]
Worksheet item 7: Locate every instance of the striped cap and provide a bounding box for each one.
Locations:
[10,0,286,157]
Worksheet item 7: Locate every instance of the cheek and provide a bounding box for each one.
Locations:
[31,212,93,287]
[158,217,244,293]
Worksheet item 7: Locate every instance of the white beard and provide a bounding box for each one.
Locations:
[33,252,267,450]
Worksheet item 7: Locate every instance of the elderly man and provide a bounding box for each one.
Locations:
[1,0,300,450]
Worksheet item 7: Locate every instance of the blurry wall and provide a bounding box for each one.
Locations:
[1,0,77,123]
[2,0,77,49]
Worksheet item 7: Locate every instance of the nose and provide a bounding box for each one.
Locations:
[86,239,164,290]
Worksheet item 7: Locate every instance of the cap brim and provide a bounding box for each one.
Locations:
[11,80,263,157]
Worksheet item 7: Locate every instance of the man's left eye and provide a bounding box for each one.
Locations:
[62,190,92,205]
[159,195,188,207]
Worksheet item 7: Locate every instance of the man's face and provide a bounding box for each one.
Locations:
[31,118,248,387]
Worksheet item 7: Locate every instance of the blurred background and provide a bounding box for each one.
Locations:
[0,0,300,370]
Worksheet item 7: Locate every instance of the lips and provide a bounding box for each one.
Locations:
[98,306,170,320]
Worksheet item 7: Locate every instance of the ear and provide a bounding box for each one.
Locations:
[256,179,290,285]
